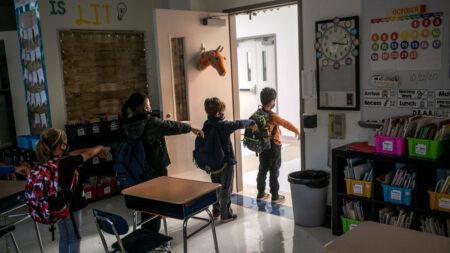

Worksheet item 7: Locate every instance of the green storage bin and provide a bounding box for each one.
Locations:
[407,138,449,159]
[340,216,361,233]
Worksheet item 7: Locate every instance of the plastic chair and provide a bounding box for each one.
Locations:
[93,209,172,253]
[0,224,20,253]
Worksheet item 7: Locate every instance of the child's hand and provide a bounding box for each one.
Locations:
[251,124,258,133]
[15,165,30,176]
[295,132,301,140]
[97,146,110,159]
[191,128,205,138]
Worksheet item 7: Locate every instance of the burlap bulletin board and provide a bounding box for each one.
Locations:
[59,30,148,121]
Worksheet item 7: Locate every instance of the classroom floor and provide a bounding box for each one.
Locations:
[1,194,335,253]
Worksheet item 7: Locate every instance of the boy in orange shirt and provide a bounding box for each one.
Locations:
[257,87,300,203]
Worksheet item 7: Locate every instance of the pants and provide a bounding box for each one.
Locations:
[257,143,282,198]
[210,164,234,219]
[141,166,167,232]
[58,210,81,253]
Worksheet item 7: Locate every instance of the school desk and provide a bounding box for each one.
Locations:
[0,180,45,253]
[122,176,221,253]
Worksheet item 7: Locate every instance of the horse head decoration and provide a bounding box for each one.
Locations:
[197,45,227,76]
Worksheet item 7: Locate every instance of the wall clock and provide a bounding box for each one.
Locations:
[315,16,360,110]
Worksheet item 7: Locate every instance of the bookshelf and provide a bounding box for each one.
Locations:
[332,144,450,235]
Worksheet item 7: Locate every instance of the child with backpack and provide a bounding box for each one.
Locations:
[198,97,257,223]
[26,128,109,253]
[121,92,204,232]
[256,87,300,203]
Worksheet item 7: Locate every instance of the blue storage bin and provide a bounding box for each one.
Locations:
[382,184,413,206]
[16,135,40,151]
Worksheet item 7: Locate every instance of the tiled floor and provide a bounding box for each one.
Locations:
[1,194,335,253]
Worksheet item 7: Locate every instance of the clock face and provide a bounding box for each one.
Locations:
[321,25,352,61]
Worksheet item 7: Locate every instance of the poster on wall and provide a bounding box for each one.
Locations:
[14,0,51,134]
[370,12,444,71]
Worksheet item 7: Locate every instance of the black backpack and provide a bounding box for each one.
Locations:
[193,123,226,174]
[243,107,277,155]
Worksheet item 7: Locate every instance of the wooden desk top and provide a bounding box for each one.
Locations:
[0,181,26,200]
[325,221,450,253]
[122,176,221,205]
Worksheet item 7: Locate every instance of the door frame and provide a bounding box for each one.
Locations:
[227,0,304,193]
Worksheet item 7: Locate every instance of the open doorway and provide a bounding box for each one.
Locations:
[234,5,301,205]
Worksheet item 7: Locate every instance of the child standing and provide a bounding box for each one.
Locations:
[257,87,300,203]
[203,97,256,222]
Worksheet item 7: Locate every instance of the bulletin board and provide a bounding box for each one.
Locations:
[59,30,148,121]
[361,0,450,121]
[15,0,51,134]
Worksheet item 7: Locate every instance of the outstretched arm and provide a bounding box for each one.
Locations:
[69,146,109,162]
[223,119,255,134]
[271,114,300,140]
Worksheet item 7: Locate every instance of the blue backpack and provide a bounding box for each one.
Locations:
[114,139,149,188]
[193,124,226,174]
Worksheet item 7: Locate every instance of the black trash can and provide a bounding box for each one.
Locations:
[288,170,330,227]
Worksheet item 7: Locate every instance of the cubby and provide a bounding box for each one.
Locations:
[332,144,450,235]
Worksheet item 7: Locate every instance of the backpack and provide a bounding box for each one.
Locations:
[25,158,78,225]
[114,139,149,188]
[193,123,226,174]
[243,108,277,154]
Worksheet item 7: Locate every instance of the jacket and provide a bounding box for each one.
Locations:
[124,112,191,174]
[202,116,254,165]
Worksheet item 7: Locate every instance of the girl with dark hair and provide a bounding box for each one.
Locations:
[121,92,204,232]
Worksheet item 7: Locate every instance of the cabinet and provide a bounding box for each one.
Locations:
[332,144,450,235]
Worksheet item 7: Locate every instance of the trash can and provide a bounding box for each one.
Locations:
[288,170,330,227]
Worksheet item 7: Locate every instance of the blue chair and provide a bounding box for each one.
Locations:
[93,209,172,253]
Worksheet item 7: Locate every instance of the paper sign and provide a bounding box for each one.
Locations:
[391,190,402,201]
[34,113,40,127]
[435,90,450,99]
[438,198,450,210]
[383,141,393,151]
[85,191,92,199]
[398,99,427,108]
[349,223,358,230]
[37,69,44,83]
[35,46,41,60]
[33,71,38,86]
[398,89,427,99]
[435,100,450,109]
[40,113,48,128]
[92,125,100,134]
[30,92,36,106]
[77,128,86,136]
[364,90,390,98]
[34,93,41,106]
[40,91,47,104]
[353,184,363,194]
[92,157,100,165]
[104,186,111,194]
[110,122,118,131]
[415,144,427,155]
[363,98,390,107]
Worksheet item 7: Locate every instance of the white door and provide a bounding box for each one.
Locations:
[238,36,277,119]
[154,9,234,182]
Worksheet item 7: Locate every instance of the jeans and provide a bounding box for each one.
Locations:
[58,210,81,253]
[257,143,282,198]
[210,164,234,219]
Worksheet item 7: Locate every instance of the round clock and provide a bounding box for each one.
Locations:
[321,25,352,61]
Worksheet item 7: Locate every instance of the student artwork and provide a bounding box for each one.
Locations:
[197,45,227,76]
[370,12,444,71]
[15,0,51,134]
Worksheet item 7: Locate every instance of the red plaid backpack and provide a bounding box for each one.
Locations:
[25,157,78,224]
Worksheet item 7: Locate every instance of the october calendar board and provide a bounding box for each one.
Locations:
[370,12,443,71]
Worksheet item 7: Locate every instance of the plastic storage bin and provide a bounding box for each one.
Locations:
[407,138,449,159]
[375,136,407,156]
[16,135,40,151]
[382,184,413,206]
[97,182,116,199]
[345,178,372,198]
[340,216,361,233]
[84,186,97,201]
[428,190,450,213]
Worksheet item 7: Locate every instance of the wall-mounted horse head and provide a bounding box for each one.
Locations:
[197,45,227,76]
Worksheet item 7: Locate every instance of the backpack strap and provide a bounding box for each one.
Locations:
[69,211,81,240]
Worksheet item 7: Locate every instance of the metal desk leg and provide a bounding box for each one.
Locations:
[133,211,137,231]
[33,221,44,253]
[205,209,219,253]
[182,218,189,253]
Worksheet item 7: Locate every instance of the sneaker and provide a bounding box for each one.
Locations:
[256,193,270,200]
[220,214,237,223]
[212,211,220,220]
[271,195,285,204]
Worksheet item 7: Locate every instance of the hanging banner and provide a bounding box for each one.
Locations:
[14,0,51,134]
